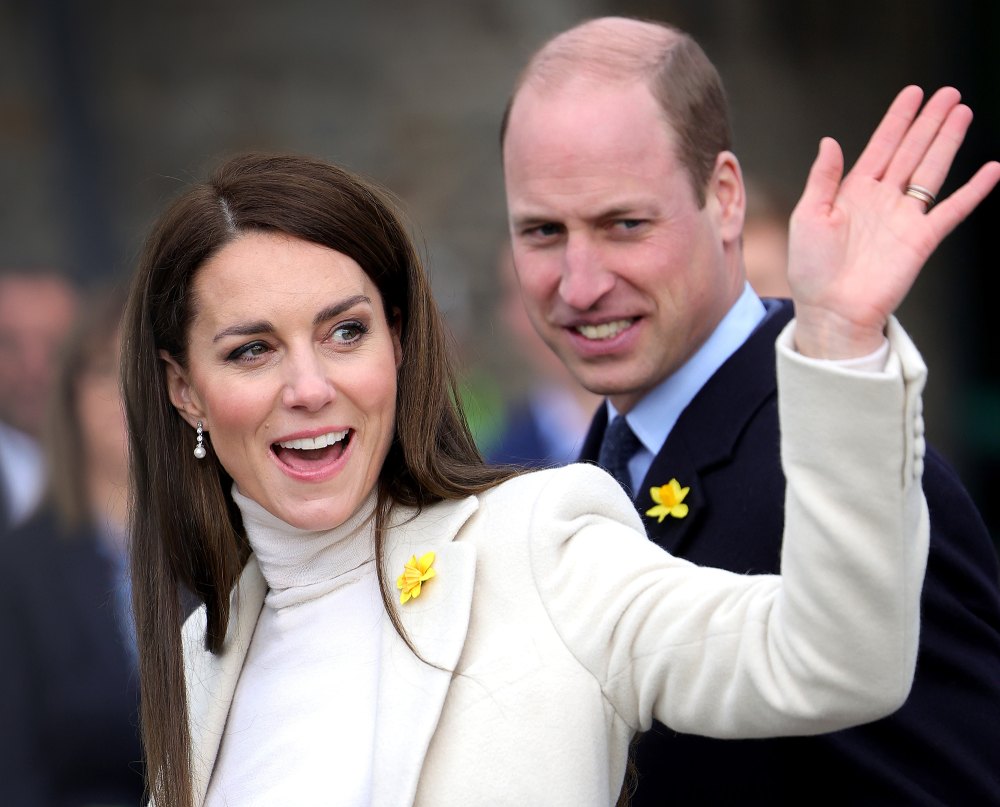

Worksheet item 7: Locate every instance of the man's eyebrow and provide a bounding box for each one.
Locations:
[509,212,553,229]
[511,202,655,229]
[600,204,647,219]
[212,294,371,343]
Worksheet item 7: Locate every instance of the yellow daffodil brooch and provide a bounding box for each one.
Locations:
[645,479,690,522]
[397,551,437,604]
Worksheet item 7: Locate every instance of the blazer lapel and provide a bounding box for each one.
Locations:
[639,301,792,556]
[579,301,793,557]
[577,402,608,465]
[578,380,709,554]
[637,440,706,554]
[185,557,268,806]
[182,496,480,807]
[372,495,480,807]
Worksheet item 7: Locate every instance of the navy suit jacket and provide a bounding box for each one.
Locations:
[580,300,1000,804]
[0,506,144,807]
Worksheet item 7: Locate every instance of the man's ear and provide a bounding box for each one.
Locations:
[159,350,206,428]
[706,150,746,244]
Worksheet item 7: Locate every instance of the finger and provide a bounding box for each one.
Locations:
[795,137,844,216]
[883,86,963,187]
[904,104,973,201]
[928,160,1000,238]
[850,86,924,179]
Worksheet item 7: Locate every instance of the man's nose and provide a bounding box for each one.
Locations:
[558,236,615,310]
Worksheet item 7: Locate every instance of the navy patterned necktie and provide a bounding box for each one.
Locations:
[597,415,641,497]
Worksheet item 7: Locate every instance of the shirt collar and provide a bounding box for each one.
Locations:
[608,282,766,459]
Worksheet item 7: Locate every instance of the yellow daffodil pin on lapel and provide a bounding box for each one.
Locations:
[646,479,690,523]
[397,551,437,604]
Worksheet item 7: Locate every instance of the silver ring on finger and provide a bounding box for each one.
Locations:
[904,183,936,212]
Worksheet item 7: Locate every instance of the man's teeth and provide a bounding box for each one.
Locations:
[278,430,349,450]
[575,319,634,340]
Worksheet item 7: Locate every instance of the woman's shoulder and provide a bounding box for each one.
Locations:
[483,461,629,502]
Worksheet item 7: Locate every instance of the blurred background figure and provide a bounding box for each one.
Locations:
[0,269,78,532]
[0,288,143,806]
[1,1,996,538]
[741,178,793,299]
[486,243,601,467]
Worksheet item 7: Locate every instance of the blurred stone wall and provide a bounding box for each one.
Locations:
[0,0,599,385]
[2,0,997,534]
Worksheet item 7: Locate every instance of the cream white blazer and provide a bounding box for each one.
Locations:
[180,321,930,806]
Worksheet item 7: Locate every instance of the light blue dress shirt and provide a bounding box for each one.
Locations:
[605,283,767,492]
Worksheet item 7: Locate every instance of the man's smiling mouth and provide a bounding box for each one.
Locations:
[574,319,635,340]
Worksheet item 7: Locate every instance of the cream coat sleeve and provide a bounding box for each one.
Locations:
[525,318,929,739]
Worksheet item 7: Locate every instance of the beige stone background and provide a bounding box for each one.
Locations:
[1,0,997,539]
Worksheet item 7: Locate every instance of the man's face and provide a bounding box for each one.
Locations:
[0,276,77,436]
[503,78,744,413]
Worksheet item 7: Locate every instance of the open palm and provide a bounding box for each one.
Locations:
[789,86,1000,359]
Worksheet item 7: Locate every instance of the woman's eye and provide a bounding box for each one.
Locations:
[227,341,269,362]
[331,321,368,344]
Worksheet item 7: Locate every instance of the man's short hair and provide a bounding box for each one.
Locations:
[501,17,732,206]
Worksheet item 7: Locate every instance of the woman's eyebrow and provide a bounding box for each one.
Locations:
[212,295,372,342]
[313,295,371,326]
[212,320,274,342]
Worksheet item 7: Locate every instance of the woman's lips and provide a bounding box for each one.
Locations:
[271,429,352,475]
[274,429,349,450]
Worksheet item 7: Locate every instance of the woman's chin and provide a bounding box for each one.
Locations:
[233,469,380,532]
[268,489,373,532]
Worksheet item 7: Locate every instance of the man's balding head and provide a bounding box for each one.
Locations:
[502,17,732,205]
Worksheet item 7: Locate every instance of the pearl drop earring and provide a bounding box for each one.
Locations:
[194,421,207,459]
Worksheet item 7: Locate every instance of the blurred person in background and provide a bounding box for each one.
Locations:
[501,16,1000,805]
[0,269,78,531]
[487,243,601,467]
[742,177,793,298]
[0,288,143,806]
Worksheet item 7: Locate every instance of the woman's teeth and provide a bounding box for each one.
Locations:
[277,430,349,450]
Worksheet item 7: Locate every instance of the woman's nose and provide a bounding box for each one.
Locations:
[281,351,335,411]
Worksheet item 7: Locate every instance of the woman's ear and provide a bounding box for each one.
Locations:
[390,308,403,369]
[159,350,206,428]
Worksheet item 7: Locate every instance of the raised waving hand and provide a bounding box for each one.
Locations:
[788,85,1000,359]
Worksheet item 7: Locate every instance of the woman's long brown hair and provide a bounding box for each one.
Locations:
[122,154,517,807]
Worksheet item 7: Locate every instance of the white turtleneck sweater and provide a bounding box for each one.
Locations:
[204,488,384,807]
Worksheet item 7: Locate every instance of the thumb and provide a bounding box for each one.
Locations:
[795,137,845,218]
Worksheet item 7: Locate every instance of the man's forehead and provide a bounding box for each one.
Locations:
[506,76,680,158]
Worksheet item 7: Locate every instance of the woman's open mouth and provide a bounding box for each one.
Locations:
[271,429,352,473]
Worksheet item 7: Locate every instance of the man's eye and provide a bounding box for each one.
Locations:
[615,219,644,230]
[523,223,562,239]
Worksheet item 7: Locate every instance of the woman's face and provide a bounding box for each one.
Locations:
[163,231,402,531]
